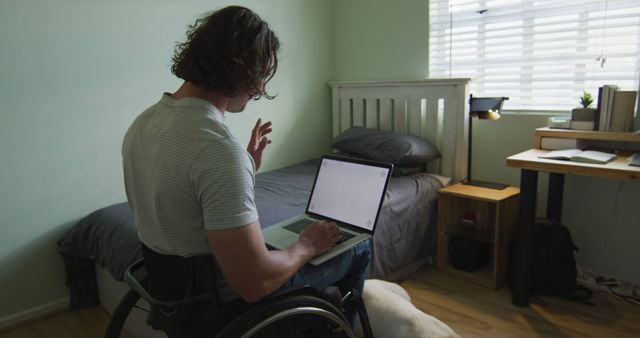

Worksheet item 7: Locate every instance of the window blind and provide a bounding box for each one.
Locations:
[429,0,640,111]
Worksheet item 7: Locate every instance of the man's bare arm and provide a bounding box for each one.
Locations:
[207,220,340,302]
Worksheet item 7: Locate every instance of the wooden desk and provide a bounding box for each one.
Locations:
[506,129,640,307]
[508,149,640,181]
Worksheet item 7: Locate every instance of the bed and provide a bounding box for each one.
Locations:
[58,79,470,337]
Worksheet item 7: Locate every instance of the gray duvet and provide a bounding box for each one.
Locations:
[58,159,442,288]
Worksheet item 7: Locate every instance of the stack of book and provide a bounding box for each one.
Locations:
[596,85,638,132]
[539,137,588,150]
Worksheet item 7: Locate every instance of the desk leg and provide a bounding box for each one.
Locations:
[546,172,565,222]
[512,169,537,307]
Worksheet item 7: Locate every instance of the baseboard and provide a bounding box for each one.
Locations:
[0,297,69,332]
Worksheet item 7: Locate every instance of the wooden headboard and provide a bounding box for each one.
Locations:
[330,79,470,183]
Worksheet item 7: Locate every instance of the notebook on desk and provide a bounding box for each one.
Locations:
[538,149,616,164]
[262,155,393,265]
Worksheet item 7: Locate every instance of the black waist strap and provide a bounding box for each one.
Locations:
[141,243,218,303]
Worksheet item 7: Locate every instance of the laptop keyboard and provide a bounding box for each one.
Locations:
[283,219,355,244]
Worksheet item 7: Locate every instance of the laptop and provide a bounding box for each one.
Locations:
[263,155,393,265]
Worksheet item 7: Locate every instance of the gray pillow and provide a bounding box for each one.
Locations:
[332,127,440,165]
[392,163,426,176]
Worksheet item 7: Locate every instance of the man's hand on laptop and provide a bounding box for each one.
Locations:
[298,221,341,257]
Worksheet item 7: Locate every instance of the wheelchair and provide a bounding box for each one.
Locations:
[104,258,373,338]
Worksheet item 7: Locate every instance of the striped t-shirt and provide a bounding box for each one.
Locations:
[122,93,259,257]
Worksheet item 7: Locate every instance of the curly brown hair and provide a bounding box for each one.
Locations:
[171,6,280,100]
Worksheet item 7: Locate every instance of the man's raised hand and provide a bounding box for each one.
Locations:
[247,118,272,171]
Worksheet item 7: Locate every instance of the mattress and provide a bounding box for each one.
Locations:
[58,159,446,309]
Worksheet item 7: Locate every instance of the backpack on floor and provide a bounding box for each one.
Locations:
[530,219,592,303]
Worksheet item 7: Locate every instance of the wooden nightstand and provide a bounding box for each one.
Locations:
[437,183,520,289]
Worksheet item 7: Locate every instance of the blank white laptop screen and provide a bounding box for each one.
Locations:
[307,158,390,231]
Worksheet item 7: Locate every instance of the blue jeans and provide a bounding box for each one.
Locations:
[282,240,370,293]
[280,240,371,323]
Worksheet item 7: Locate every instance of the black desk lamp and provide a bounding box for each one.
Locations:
[464,94,510,190]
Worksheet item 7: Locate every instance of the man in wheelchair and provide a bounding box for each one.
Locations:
[118,5,372,337]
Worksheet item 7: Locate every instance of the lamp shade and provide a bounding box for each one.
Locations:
[469,95,508,120]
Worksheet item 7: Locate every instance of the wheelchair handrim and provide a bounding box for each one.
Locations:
[240,306,357,338]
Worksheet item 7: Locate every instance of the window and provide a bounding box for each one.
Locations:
[429,0,640,112]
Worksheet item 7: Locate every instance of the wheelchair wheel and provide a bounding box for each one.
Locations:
[104,288,141,338]
[215,294,355,338]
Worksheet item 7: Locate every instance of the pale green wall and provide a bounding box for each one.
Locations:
[331,0,640,284]
[0,0,333,318]
[332,0,429,81]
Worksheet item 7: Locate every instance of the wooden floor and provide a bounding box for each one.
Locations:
[0,307,134,338]
[2,266,638,338]
[401,266,640,337]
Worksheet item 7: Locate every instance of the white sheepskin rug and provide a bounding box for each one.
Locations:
[354,279,459,338]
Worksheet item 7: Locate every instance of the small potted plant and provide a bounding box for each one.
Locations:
[571,91,597,130]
